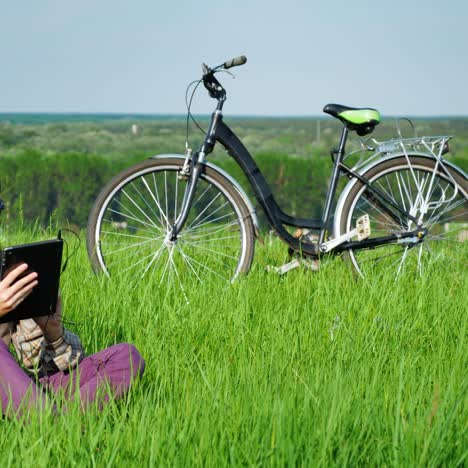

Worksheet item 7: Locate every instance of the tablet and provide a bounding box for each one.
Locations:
[0,238,63,324]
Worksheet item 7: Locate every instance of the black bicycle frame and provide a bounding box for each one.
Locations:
[175,110,422,257]
[214,119,320,255]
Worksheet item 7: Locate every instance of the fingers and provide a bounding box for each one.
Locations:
[2,263,30,287]
[0,277,38,315]
[0,265,39,316]
[7,285,37,311]
[8,271,38,296]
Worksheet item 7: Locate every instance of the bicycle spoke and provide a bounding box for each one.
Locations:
[164,171,169,225]
[159,250,172,286]
[186,184,213,221]
[100,230,156,241]
[357,246,407,266]
[178,244,236,272]
[106,245,164,273]
[102,216,159,235]
[185,192,224,231]
[167,248,190,304]
[140,243,167,278]
[151,172,166,226]
[139,175,170,227]
[357,196,401,231]
[183,211,237,236]
[110,200,162,232]
[182,220,240,240]
[121,187,161,230]
[425,198,466,227]
[129,178,166,228]
[417,244,424,276]
[395,246,409,278]
[185,234,240,243]
[172,248,229,281]
[182,239,239,261]
[174,172,179,223]
[176,244,202,283]
[103,237,162,256]
[427,228,466,241]
[395,171,412,215]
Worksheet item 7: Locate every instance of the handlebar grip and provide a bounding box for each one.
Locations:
[224,55,247,69]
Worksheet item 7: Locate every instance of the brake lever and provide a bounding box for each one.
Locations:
[218,69,235,79]
[201,62,211,75]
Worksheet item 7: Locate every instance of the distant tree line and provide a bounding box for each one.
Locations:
[0,113,466,230]
[0,150,335,229]
[0,150,113,228]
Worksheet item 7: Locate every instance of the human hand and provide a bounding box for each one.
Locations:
[0,263,38,318]
[33,294,63,343]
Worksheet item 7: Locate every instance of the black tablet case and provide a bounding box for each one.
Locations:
[0,239,63,324]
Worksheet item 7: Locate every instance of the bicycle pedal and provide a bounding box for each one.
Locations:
[266,257,319,275]
[266,259,300,275]
[356,214,371,241]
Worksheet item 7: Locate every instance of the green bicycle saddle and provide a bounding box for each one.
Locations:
[323,103,381,136]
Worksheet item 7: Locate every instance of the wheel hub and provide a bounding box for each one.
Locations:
[164,232,176,248]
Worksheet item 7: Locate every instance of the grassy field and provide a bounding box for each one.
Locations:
[0,227,466,467]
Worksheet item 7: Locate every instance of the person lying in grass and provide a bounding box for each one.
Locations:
[0,263,145,417]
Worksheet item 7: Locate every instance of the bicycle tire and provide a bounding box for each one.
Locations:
[335,156,468,278]
[87,158,255,298]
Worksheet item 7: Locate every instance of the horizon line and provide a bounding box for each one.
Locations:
[2,111,468,120]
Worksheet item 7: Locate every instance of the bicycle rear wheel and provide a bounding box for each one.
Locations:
[87,158,255,299]
[335,156,468,278]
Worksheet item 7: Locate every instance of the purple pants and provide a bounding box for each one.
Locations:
[0,339,145,417]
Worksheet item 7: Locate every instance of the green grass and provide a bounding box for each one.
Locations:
[0,227,467,467]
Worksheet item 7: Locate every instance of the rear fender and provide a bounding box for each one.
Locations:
[334,153,467,237]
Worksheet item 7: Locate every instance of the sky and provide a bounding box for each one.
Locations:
[1,0,468,117]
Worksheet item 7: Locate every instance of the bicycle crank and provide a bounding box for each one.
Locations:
[319,214,371,253]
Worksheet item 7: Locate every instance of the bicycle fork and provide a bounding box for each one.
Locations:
[171,108,223,241]
[170,150,204,241]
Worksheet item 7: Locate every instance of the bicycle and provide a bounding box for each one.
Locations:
[87,55,468,297]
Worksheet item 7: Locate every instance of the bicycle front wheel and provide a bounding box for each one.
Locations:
[87,158,255,298]
[336,156,468,278]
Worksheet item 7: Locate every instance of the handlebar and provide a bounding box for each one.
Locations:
[223,55,247,69]
[203,54,247,76]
